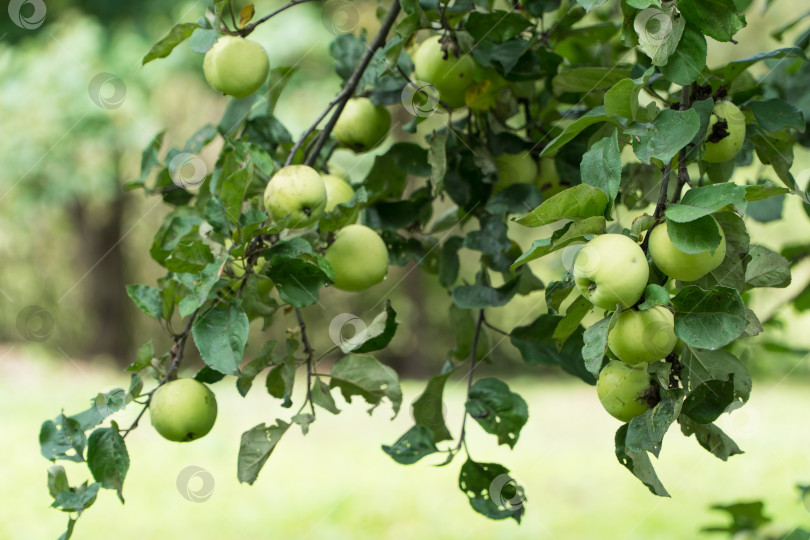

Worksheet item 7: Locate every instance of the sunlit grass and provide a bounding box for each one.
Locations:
[2,353,809,540]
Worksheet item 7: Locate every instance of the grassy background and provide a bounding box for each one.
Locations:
[2,352,809,540]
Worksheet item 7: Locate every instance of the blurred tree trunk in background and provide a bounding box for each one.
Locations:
[70,186,131,363]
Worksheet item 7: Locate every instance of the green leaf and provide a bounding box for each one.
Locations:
[660,24,707,85]
[236,341,277,397]
[311,378,340,414]
[351,301,399,354]
[40,415,86,463]
[681,347,751,402]
[266,255,333,308]
[682,378,735,423]
[665,183,748,223]
[634,6,685,66]
[539,108,613,156]
[510,216,606,271]
[701,501,772,534]
[615,424,670,497]
[745,245,791,288]
[126,285,162,321]
[679,416,743,461]
[48,465,70,499]
[678,0,746,42]
[466,378,529,449]
[627,108,700,164]
[142,23,199,64]
[638,284,671,310]
[575,0,608,12]
[672,286,747,349]
[458,459,525,522]
[604,68,653,120]
[581,315,612,376]
[439,236,464,288]
[485,184,543,216]
[428,130,448,194]
[581,130,621,212]
[237,420,290,485]
[330,355,402,417]
[552,67,632,94]
[265,356,296,408]
[127,340,155,373]
[465,11,532,43]
[720,47,806,82]
[744,183,790,202]
[552,295,593,347]
[412,369,454,442]
[510,314,597,384]
[514,184,608,227]
[192,303,249,376]
[626,392,682,457]
[177,263,222,317]
[87,428,129,502]
[51,482,100,515]
[666,215,723,254]
[382,425,439,465]
[749,99,806,133]
[451,279,520,309]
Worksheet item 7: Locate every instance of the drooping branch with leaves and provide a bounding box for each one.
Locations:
[39,0,810,537]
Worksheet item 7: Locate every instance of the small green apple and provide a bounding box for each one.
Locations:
[203,36,269,99]
[493,152,538,193]
[263,165,327,228]
[597,361,651,422]
[648,219,726,282]
[573,234,649,310]
[412,35,476,108]
[702,101,746,163]
[333,98,391,152]
[608,305,677,365]
[534,157,571,198]
[149,379,217,442]
[321,174,355,212]
[324,224,389,291]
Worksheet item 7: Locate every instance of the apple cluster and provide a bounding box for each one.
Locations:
[572,220,727,423]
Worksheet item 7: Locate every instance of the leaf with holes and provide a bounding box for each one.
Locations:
[465,378,529,449]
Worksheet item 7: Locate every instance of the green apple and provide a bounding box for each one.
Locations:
[608,305,677,365]
[203,36,269,99]
[573,234,649,310]
[597,361,651,422]
[263,165,327,228]
[324,224,389,291]
[149,379,217,442]
[534,157,571,198]
[702,101,746,163]
[648,219,726,281]
[493,152,538,193]
[412,35,476,108]
[333,98,391,152]
[321,174,355,212]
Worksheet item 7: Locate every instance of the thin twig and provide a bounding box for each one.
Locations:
[122,309,200,439]
[671,85,695,204]
[295,307,316,415]
[285,96,342,166]
[453,309,484,456]
[303,0,403,167]
[239,0,323,36]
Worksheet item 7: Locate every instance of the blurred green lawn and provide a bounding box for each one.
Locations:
[2,352,809,540]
